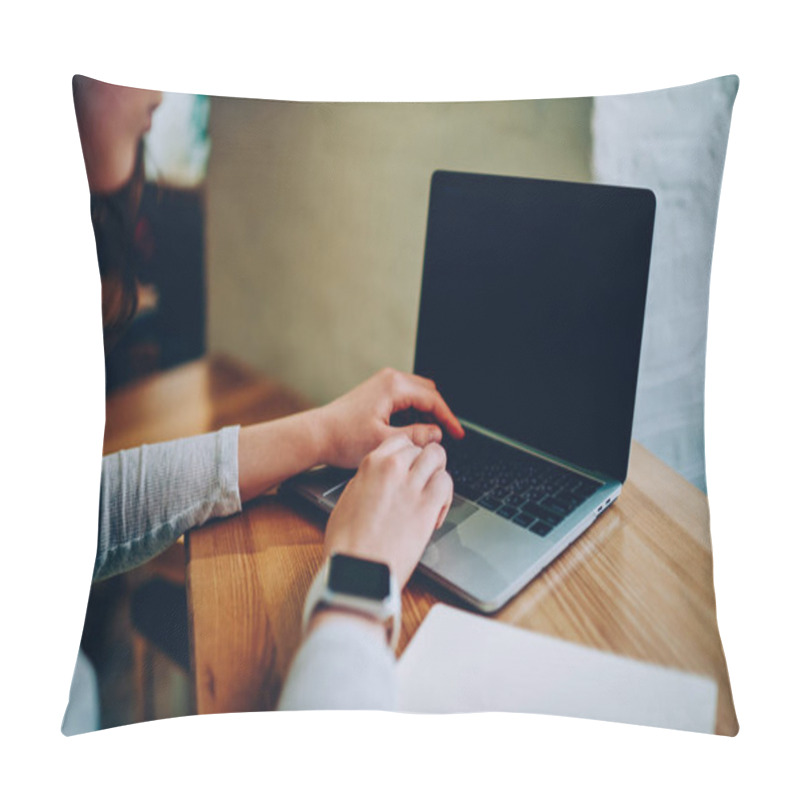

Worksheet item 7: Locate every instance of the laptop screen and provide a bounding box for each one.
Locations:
[414,171,655,483]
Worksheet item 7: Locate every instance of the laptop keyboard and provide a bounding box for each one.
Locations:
[443,432,602,537]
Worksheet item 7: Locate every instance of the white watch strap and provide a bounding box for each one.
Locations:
[301,562,330,634]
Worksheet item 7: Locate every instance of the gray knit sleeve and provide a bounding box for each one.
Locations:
[95,426,241,582]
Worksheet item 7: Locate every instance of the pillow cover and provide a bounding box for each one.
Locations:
[64,75,738,736]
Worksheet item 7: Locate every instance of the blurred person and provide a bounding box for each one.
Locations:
[64,76,463,732]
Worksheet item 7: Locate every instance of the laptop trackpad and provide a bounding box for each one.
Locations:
[431,495,480,542]
[423,499,548,608]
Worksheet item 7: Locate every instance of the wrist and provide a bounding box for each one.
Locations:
[301,553,402,650]
[237,407,337,502]
[309,404,337,466]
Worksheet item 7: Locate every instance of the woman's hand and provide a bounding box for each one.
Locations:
[323,434,454,589]
[318,368,464,469]
[237,367,463,503]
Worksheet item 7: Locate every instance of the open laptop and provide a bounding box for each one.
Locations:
[282,170,656,613]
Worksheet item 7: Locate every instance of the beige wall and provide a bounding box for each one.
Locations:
[206,97,592,405]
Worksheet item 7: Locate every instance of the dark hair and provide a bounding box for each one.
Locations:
[90,140,146,352]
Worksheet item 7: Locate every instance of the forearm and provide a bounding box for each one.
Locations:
[96,427,240,581]
[95,409,331,580]
[237,407,332,503]
[237,367,464,503]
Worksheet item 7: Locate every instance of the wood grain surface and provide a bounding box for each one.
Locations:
[105,355,737,734]
[103,354,307,455]
[187,450,737,734]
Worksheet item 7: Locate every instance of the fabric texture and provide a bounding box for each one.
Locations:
[278,618,396,711]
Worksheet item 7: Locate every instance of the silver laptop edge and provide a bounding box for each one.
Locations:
[284,417,623,614]
[416,418,621,613]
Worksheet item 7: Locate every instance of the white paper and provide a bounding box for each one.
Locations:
[397,604,718,733]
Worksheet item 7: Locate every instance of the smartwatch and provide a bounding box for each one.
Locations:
[302,553,401,650]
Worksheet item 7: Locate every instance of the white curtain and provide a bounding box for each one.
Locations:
[592,76,738,492]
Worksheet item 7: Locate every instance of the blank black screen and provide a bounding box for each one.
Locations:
[329,554,390,599]
[414,171,655,483]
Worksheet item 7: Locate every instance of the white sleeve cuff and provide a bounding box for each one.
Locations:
[278,617,397,711]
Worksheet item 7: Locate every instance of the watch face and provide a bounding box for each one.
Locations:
[328,553,391,600]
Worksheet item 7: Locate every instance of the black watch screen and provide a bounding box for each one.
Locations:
[328,553,391,600]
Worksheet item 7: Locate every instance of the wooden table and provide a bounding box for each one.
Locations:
[107,355,738,735]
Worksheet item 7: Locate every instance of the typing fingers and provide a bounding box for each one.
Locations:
[408,442,448,489]
[361,433,422,477]
[391,377,464,439]
[427,469,455,529]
